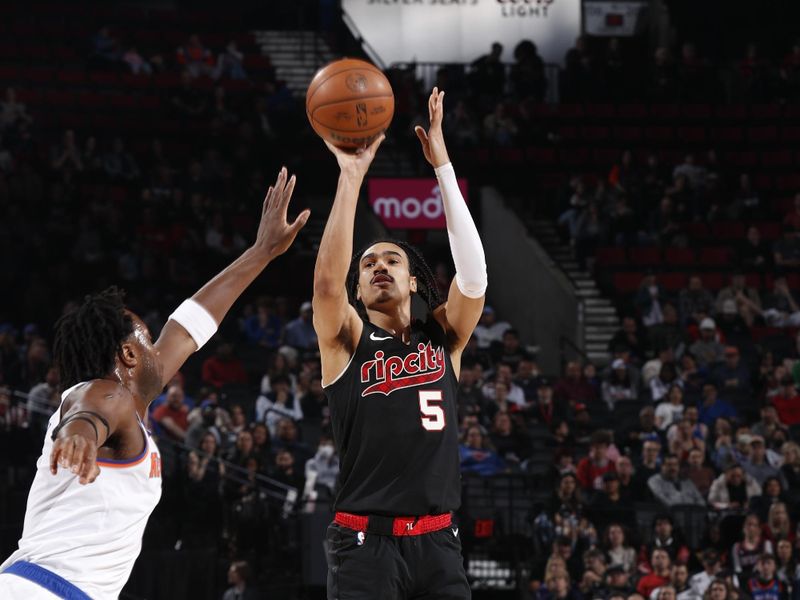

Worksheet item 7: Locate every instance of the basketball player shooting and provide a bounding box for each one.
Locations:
[314,88,486,599]
[0,169,308,600]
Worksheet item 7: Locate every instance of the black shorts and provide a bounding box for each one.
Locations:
[325,522,471,600]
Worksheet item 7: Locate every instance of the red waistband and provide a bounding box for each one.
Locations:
[334,511,452,536]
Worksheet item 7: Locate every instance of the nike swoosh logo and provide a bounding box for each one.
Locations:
[452,527,459,538]
[370,332,393,341]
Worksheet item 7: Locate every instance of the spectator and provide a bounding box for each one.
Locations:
[739,226,772,270]
[577,430,616,491]
[271,449,304,492]
[103,137,140,181]
[222,561,258,600]
[690,319,725,369]
[648,454,706,507]
[668,418,706,464]
[51,129,83,173]
[708,462,762,510]
[122,47,152,75]
[27,366,59,433]
[0,88,32,132]
[256,373,302,436]
[779,442,800,489]
[646,514,691,567]
[699,383,737,429]
[652,364,682,404]
[689,549,722,599]
[774,540,799,588]
[215,41,247,80]
[732,514,775,584]
[260,352,298,395]
[773,227,800,269]
[444,100,481,148]
[654,564,692,600]
[656,385,686,431]
[744,436,783,486]
[510,39,546,101]
[638,548,672,598]
[459,425,506,476]
[152,385,189,442]
[710,346,752,408]
[90,26,119,67]
[604,564,634,597]
[746,553,787,600]
[763,502,793,546]
[272,418,312,466]
[201,342,248,388]
[636,273,666,327]
[614,455,636,500]
[283,301,317,350]
[554,360,598,407]
[514,358,541,402]
[471,41,506,98]
[716,272,761,324]
[771,377,800,426]
[490,329,530,370]
[304,432,339,499]
[538,572,582,600]
[783,192,800,231]
[483,102,518,146]
[226,429,256,467]
[609,317,647,363]
[589,471,635,531]
[177,34,214,78]
[171,71,207,119]
[680,276,716,326]
[243,299,282,348]
[534,378,568,427]
[648,305,686,358]
[474,306,511,349]
[751,406,787,442]
[682,447,715,498]
[604,523,636,573]
[489,411,531,465]
[250,422,272,467]
[482,363,526,408]
[603,359,639,411]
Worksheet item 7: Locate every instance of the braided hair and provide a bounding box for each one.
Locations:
[346,239,443,316]
[53,286,134,390]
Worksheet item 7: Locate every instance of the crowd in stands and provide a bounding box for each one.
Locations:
[2,8,800,598]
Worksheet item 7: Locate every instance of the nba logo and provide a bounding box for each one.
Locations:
[356,531,365,546]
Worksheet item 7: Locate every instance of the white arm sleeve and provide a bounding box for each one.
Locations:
[434,162,487,298]
[168,298,218,350]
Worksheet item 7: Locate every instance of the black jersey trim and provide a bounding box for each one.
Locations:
[322,350,357,389]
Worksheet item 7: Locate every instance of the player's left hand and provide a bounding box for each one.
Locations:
[414,87,450,169]
[50,434,101,485]
[254,167,311,259]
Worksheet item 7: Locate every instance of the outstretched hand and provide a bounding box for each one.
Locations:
[50,434,101,485]
[414,87,450,168]
[324,134,385,180]
[255,167,311,259]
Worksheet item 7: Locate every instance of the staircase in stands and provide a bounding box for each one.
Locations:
[529,220,619,367]
[252,29,416,180]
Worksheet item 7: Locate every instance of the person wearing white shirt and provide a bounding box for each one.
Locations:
[688,549,722,600]
[473,306,510,349]
[655,385,686,430]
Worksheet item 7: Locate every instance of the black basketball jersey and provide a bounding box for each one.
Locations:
[324,316,461,517]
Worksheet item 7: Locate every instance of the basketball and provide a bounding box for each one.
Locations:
[306,58,394,149]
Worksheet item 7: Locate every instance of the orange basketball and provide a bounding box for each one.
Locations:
[306,58,394,149]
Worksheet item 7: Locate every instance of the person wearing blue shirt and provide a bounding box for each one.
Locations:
[698,382,737,428]
[243,300,282,348]
[283,301,317,350]
[459,425,506,476]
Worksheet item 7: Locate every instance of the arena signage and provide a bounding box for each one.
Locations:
[342,0,581,66]
[368,178,469,229]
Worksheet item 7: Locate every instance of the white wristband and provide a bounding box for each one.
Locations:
[168,299,218,350]
[435,162,488,299]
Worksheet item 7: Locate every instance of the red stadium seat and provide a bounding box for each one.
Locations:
[755,222,782,241]
[782,127,800,142]
[613,272,642,294]
[762,150,792,167]
[660,273,687,291]
[582,126,610,141]
[57,69,87,85]
[703,273,726,291]
[698,247,730,265]
[748,126,777,143]
[645,126,673,142]
[665,247,695,265]
[615,126,642,142]
[681,222,709,239]
[744,273,762,289]
[711,222,746,240]
[776,175,800,192]
[617,104,647,119]
[713,127,744,143]
[592,148,619,166]
[596,247,627,266]
[754,174,773,190]
[752,104,781,119]
[682,104,711,119]
[629,246,661,266]
[558,126,578,141]
[677,126,706,142]
[651,104,679,119]
[584,104,615,118]
[559,148,589,166]
[761,274,798,290]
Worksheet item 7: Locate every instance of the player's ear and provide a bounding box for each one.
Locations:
[356,283,362,302]
[409,276,418,293]
[118,341,138,369]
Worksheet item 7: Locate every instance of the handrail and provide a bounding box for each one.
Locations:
[559,332,590,367]
[340,9,386,70]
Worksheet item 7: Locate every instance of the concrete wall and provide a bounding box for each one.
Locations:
[481,187,579,375]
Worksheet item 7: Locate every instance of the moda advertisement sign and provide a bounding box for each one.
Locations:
[342,0,582,67]
[368,178,469,229]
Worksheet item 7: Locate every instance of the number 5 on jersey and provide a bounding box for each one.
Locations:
[419,390,445,431]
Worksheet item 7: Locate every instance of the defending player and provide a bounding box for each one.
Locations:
[314,88,486,599]
[0,168,308,600]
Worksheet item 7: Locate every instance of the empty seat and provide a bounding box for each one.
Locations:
[596,247,627,266]
[711,222,746,240]
[664,247,694,265]
[630,246,661,266]
[613,272,643,294]
[698,247,730,265]
[660,273,687,291]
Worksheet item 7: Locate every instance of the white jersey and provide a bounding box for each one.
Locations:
[1,382,162,600]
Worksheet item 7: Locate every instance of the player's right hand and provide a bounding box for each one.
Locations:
[324,133,385,180]
[50,434,101,485]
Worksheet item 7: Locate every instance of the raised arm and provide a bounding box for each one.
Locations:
[414,88,487,354]
[313,136,383,385]
[156,167,309,387]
